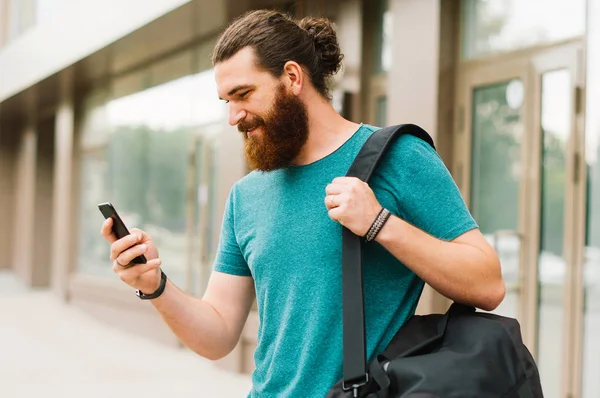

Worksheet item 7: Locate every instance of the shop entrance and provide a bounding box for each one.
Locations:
[454,41,587,398]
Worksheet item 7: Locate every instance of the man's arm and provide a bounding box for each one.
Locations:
[375,217,504,311]
[102,218,255,361]
[154,182,255,359]
[150,271,255,360]
[325,176,505,312]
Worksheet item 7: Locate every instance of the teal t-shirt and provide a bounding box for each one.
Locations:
[213,124,478,397]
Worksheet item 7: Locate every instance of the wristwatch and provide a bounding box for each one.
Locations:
[136,270,168,300]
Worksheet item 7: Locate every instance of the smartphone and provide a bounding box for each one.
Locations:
[98,202,147,264]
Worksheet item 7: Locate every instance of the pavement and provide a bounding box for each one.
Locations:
[3,268,599,398]
[0,270,252,398]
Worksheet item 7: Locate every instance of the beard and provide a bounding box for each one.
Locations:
[237,84,309,172]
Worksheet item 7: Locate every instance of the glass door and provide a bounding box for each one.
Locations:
[469,79,526,320]
[454,56,531,323]
[529,44,585,398]
[582,3,600,397]
[186,131,218,298]
[455,42,585,398]
[535,68,571,398]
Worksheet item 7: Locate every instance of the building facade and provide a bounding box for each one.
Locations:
[0,0,599,397]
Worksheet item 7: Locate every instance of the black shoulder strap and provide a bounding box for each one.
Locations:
[341,124,435,392]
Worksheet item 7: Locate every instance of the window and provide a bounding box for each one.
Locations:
[8,0,35,38]
[6,0,72,40]
[77,48,227,287]
[461,0,585,59]
[373,0,392,74]
[375,95,387,127]
[583,2,600,397]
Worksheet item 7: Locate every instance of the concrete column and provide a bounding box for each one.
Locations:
[387,0,453,315]
[387,0,441,139]
[50,70,75,299]
[12,91,38,285]
[0,119,19,269]
[334,0,363,121]
[31,115,55,286]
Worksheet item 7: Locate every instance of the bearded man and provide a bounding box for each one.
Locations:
[101,9,505,397]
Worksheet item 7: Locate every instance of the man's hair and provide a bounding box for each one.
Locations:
[212,9,344,100]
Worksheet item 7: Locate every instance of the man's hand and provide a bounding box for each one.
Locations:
[101,217,163,294]
[324,177,382,237]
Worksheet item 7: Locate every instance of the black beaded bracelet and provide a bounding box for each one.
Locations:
[364,208,392,242]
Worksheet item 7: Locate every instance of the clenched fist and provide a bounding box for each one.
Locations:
[324,177,383,237]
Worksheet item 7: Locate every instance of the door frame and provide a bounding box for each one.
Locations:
[453,39,586,397]
[528,42,586,398]
[453,53,533,338]
[186,128,218,298]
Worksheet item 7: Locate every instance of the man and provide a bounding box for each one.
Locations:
[101,9,505,397]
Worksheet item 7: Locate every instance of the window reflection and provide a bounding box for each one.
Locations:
[583,1,600,397]
[537,70,570,398]
[8,0,36,38]
[78,150,110,274]
[78,68,227,287]
[375,95,387,127]
[470,81,523,319]
[6,0,72,40]
[461,0,585,59]
[373,0,392,74]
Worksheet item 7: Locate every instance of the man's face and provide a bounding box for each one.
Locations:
[215,47,309,171]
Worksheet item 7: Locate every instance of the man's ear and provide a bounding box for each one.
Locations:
[282,60,304,95]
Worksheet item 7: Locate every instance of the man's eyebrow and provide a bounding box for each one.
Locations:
[219,84,255,100]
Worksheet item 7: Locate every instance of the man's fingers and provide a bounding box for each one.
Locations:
[113,258,160,273]
[135,259,162,275]
[113,259,161,283]
[110,234,141,261]
[101,218,117,243]
[116,244,148,265]
[325,183,345,195]
[328,206,344,221]
[324,195,339,210]
[331,177,352,185]
[129,228,144,240]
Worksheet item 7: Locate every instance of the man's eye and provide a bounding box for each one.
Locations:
[239,91,250,99]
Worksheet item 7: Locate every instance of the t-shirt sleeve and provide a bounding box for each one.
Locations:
[213,184,252,277]
[382,134,479,241]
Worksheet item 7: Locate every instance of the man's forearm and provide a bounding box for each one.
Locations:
[375,215,504,311]
[149,281,234,360]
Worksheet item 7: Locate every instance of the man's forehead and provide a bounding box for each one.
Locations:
[215,48,277,96]
[215,49,255,83]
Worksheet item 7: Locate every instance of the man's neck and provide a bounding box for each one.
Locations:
[292,96,362,166]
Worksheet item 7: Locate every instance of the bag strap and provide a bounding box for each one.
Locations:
[341,124,435,394]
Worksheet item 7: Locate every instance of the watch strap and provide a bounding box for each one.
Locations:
[136,269,167,300]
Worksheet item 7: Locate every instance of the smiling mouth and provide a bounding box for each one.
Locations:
[246,127,258,138]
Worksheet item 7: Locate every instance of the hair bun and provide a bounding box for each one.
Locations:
[298,17,343,76]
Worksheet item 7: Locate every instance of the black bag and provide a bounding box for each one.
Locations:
[326,124,543,398]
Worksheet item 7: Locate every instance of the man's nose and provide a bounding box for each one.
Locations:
[228,105,247,127]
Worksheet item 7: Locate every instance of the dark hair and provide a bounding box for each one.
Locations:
[212,9,344,100]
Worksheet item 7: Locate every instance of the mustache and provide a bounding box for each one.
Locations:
[237,117,265,133]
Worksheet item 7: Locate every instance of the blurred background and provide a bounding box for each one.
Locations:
[0,0,599,397]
